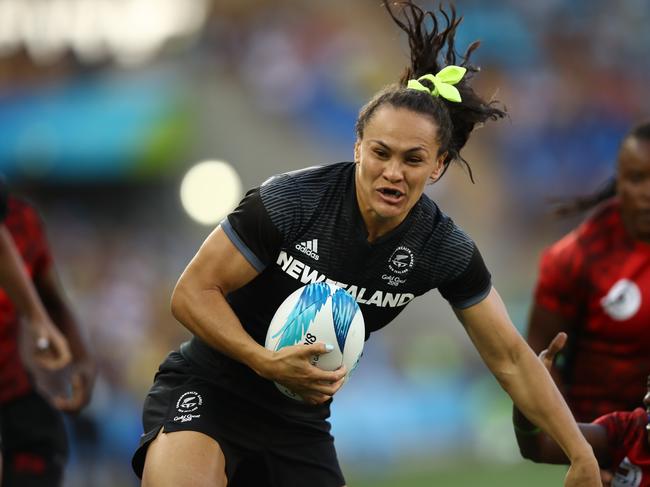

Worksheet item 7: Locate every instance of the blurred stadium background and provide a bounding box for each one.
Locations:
[1,0,649,485]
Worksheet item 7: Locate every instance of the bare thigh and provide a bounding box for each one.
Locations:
[141,427,227,487]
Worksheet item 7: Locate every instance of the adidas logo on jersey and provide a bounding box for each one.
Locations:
[295,239,320,261]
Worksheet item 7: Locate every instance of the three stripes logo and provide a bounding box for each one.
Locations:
[295,239,320,260]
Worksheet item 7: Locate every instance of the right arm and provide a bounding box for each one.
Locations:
[170,226,346,404]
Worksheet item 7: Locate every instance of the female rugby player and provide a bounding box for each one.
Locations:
[133,2,600,486]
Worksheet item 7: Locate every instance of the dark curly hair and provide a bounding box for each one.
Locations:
[354,1,507,181]
[553,120,650,217]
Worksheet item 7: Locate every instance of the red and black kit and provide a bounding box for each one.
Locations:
[535,199,650,421]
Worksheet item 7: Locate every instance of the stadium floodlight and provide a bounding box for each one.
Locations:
[180,160,243,226]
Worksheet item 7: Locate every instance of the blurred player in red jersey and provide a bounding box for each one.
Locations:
[0,179,72,483]
[514,332,650,487]
[527,121,650,422]
[0,188,95,487]
[0,178,71,376]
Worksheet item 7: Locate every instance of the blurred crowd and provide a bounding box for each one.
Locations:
[0,1,649,485]
[210,0,650,216]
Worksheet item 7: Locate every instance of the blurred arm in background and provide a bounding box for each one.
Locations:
[526,304,573,391]
[34,263,95,412]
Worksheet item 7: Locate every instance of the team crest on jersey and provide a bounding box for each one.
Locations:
[612,456,642,487]
[388,246,414,275]
[600,279,641,321]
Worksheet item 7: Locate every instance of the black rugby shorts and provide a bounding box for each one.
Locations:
[132,351,346,487]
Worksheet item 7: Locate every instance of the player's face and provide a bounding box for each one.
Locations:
[617,137,650,241]
[354,105,444,239]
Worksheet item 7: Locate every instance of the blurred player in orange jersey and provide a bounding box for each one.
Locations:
[0,181,95,487]
[527,121,650,422]
[514,332,650,487]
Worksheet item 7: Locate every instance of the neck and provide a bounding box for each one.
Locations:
[359,208,399,243]
[365,223,391,243]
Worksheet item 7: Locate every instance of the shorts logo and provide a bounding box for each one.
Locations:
[176,391,202,413]
[388,246,414,275]
[174,391,202,423]
[600,279,641,321]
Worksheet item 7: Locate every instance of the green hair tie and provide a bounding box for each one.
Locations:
[406,65,467,103]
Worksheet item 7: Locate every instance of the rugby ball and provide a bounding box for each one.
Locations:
[265,282,365,401]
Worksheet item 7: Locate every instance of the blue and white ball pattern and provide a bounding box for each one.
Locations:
[265,282,365,401]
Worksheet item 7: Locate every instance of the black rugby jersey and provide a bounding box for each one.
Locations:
[181,161,491,421]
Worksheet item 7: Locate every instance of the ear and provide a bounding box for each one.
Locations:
[429,153,446,182]
[354,141,361,163]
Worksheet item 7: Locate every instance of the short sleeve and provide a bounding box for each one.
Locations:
[438,244,492,308]
[224,170,319,272]
[593,411,624,448]
[593,409,646,468]
[534,236,584,318]
[14,200,53,278]
[223,187,283,272]
[258,173,302,242]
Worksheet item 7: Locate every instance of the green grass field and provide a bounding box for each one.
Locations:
[346,460,567,486]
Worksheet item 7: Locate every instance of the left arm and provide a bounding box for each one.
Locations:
[34,264,95,412]
[513,332,612,467]
[0,225,71,370]
[455,287,599,486]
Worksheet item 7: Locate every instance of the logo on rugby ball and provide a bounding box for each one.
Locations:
[388,246,414,275]
[271,282,331,350]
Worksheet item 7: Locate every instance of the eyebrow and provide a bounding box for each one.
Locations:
[369,139,429,154]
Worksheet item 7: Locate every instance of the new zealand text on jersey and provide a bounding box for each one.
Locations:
[277,251,415,308]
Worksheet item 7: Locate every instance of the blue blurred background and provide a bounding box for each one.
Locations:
[1,0,649,485]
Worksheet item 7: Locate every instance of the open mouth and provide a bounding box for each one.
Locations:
[378,188,404,200]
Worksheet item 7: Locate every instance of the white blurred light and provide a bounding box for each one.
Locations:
[0,0,210,66]
[180,161,243,226]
